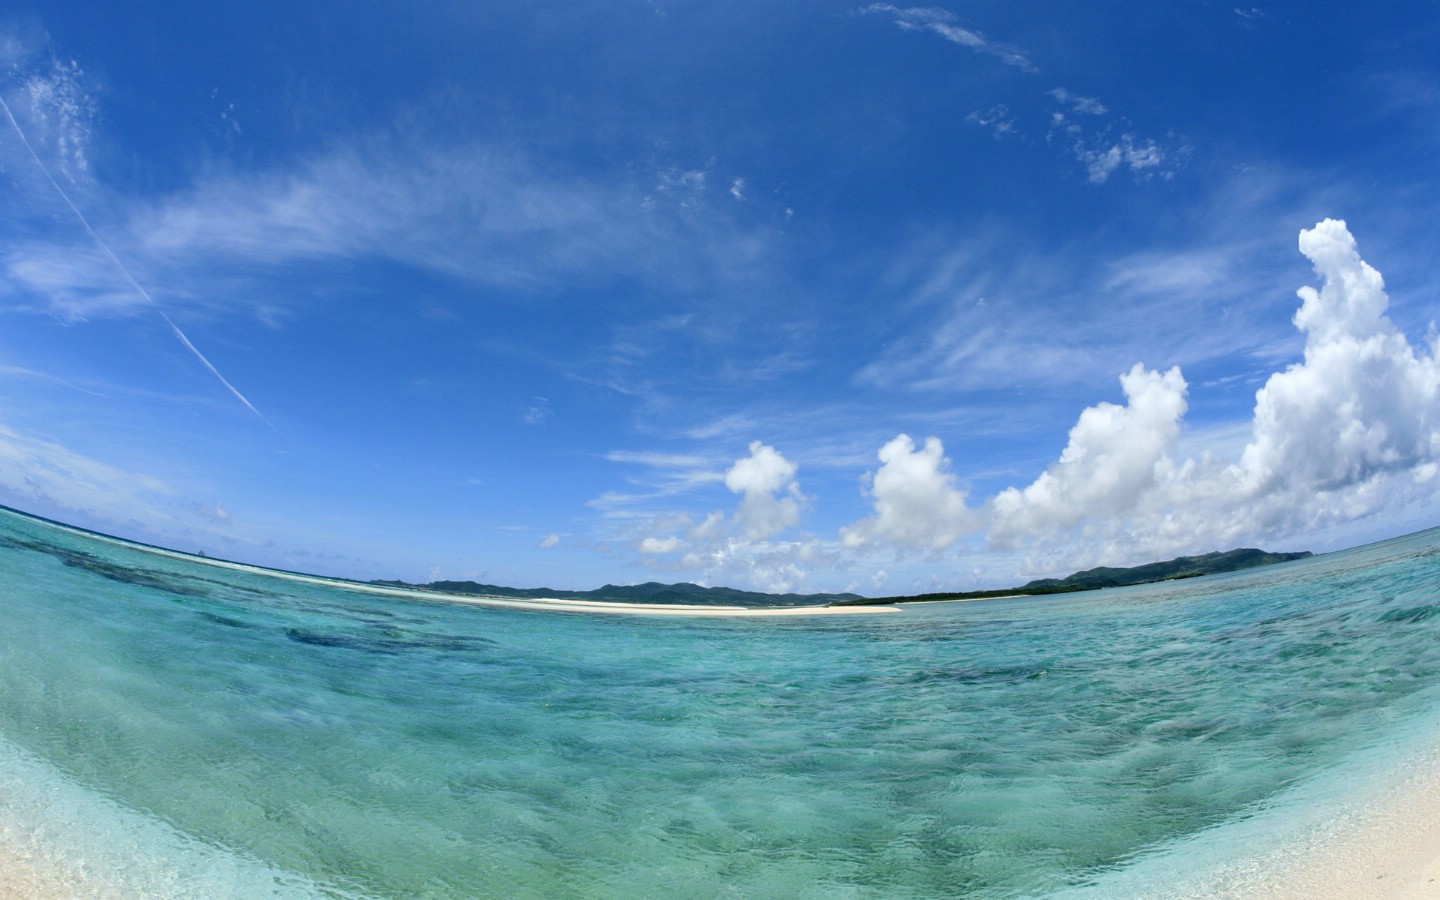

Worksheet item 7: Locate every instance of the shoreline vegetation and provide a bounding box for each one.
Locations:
[374,547,1315,609]
[833,547,1314,606]
[7,503,1440,897]
[1,505,1309,615]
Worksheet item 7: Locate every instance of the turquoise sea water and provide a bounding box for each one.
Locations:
[1,506,1439,898]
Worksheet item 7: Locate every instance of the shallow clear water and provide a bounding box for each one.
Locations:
[1,507,1439,897]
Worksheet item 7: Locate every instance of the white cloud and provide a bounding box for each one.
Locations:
[639,535,682,554]
[538,532,561,549]
[1236,219,1440,501]
[989,364,1189,545]
[1077,134,1169,184]
[523,398,552,426]
[617,442,811,590]
[966,105,1017,139]
[1081,144,1124,184]
[4,134,778,331]
[604,450,708,468]
[863,5,1036,72]
[1048,88,1108,116]
[1044,86,1182,185]
[18,57,95,183]
[986,219,1440,569]
[597,220,1438,590]
[0,421,174,529]
[841,433,980,553]
[724,441,805,540]
[685,413,763,441]
[588,451,726,515]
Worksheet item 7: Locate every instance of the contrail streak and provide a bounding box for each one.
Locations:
[0,92,270,425]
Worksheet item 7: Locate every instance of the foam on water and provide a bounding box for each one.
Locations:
[1,506,1438,897]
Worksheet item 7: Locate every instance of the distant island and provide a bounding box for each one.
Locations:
[831,547,1313,606]
[376,547,1313,609]
[368,578,864,608]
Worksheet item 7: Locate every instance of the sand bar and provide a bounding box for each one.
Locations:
[40,517,903,616]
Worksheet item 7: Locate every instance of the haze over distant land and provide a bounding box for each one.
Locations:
[0,3,1437,594]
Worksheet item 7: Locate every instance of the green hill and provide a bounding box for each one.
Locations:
[376,547,1311,609]
[831,547,1313,606]
[372,578,862,608]
[1020,548,1313,592]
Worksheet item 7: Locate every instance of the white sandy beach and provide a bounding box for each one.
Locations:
[1252,739,1440,899]
[48,519,906,617]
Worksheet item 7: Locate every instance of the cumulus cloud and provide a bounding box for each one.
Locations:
[841,434,980,553]
[984,219,1440,568]
[639,535,682,554]
[989,364,1188,545]
[1235,219,1440,508]
[623,441,814,591]
[607,219,1435,590]
[538,532,561,549]
[725,440,804,540]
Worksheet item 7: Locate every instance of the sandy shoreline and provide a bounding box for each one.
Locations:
[1081,715,1440,900]
[17,511,1440,894]
[29,509,1077,617]
[0,848,88,900]
[8,767,1440,899]
[363,589,906,616]
[1251,736,1440,899]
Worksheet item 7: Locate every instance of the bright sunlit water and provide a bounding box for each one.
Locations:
[1,506,1439,897]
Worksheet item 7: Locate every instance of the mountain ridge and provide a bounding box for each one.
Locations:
[375,547,1313,608]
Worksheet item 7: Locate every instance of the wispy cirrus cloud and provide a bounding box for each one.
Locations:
[863,5,1037,72]
[21,58,94,183]
[852,177,1319,403]
[0,362,107,397]
[132,143,757,295]
[866,7,1184,184]
[5,115,783,332]
[3,52,268,422]
[588,450,728,515]
[0,420,175,530]
[609,220,1440,591]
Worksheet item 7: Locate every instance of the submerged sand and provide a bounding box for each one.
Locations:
[7,771,1440,898]
[52,520,903,616]
[1252,739,1440,899]
[0,848,87,900]
[19,517,1440,893]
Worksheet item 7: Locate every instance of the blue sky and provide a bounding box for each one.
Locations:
[2,2,1439,594]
